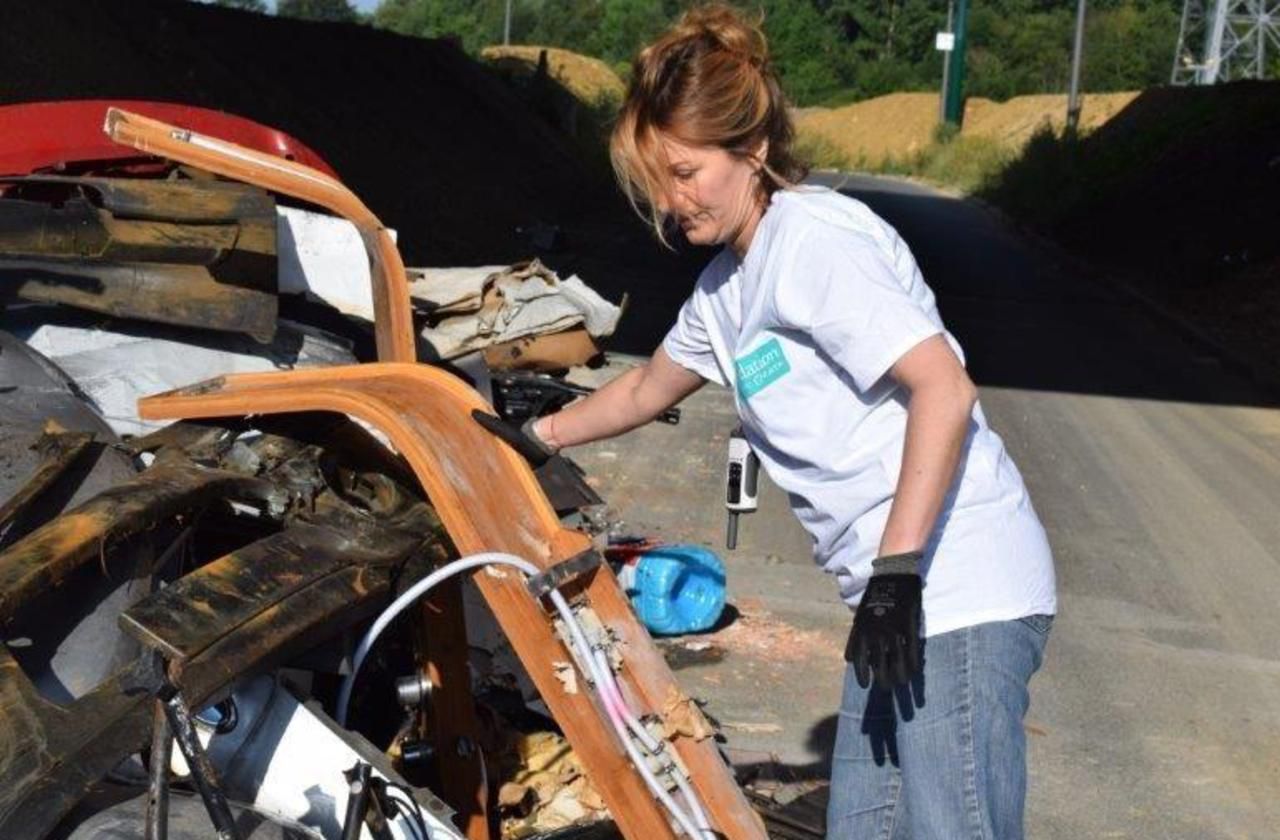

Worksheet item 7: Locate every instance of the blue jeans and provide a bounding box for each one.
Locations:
[826,615,1053,840]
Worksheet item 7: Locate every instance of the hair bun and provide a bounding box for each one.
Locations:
[675,3,770,69]
[612,1,807,246]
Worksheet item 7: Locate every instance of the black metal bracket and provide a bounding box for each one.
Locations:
[157,681,243,840]
[525,549,603,599]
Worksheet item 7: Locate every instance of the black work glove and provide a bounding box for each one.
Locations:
[470,409,557,467]
[847,551,923,690]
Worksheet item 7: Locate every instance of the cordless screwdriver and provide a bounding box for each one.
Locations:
[725,425,760,550]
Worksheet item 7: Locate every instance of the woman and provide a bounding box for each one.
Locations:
[520,5,1057,838]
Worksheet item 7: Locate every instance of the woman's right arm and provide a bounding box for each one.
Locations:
[532,347,706,449]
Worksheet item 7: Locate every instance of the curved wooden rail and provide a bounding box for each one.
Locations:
[139,363,765,840]
[103,107,415,363]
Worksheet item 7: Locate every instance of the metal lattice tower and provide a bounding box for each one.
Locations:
[1172,0,1280,84]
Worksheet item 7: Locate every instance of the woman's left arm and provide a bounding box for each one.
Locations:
[878,334,978,556]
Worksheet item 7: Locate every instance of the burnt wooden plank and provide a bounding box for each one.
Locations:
[0,428,93,545]
[0,464,281,622]
[0,176,276,226]
[0,260,277,341]
[119,513,429,664]
[0,174,277,339]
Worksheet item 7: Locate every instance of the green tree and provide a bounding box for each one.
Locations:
[1083,0,1180,90]
[374,0,508,52]
[761,0,850,103]
[584,0,669,65]
[368,0,1185,105]
[278,0,359,23]
[519,0,604,54]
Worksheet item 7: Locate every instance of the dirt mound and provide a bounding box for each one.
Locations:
[0,0,601,267]
[481,45,625,107]
[794,93,947,167]
[964,92,1138,146]
[796,91,1139,167]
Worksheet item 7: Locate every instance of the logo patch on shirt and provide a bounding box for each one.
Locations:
[735,337,791,400]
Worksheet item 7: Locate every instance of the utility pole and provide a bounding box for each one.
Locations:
[1067,0,1087,132]
[938,0,956,124]
[504,0,512,45]
[942,0,970,126]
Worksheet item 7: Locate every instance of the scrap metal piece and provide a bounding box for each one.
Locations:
[0,458,444,838]
[525,549,603,600]
[103,107,415,363]
[158,683,243,840]
[147,699,172,840]
[138,362,768,840]
[1,174,279,226]
[533,455,605,515]
[340,762,373,840]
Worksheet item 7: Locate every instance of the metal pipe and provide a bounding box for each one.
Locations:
[145,700,171,840]
[341,762,374,840]
[159,685,242,840]
[943,0,970,125]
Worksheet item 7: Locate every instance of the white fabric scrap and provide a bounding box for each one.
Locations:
[276,206,393,321]
[408,265,508,315]
[21,321,354,437]
[413,260,621,359]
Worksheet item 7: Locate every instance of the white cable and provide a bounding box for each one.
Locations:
[336,551,712,837]
[592,649,713,836]
[549,592,708,839]
[336,552,540,726]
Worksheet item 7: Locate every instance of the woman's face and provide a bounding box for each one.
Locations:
[657,135,766,252]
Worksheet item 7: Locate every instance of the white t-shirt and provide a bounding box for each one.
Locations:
[663,187,1056,637]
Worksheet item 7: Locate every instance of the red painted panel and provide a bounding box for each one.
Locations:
[0,100,339,178]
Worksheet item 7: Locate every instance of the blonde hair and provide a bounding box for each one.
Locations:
[610,3,807,243]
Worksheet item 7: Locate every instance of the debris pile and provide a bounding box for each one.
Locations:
[0,95,754,840]
[413,259,622,366]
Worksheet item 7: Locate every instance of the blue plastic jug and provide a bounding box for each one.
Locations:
[617,544,726,635]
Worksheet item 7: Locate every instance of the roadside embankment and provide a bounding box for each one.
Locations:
[981,81,1280,387]
[796,82,1280,388]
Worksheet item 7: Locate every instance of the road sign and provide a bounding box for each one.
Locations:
[936,31,956,51]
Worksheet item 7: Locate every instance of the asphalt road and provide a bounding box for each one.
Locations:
[571,174,1280,838]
